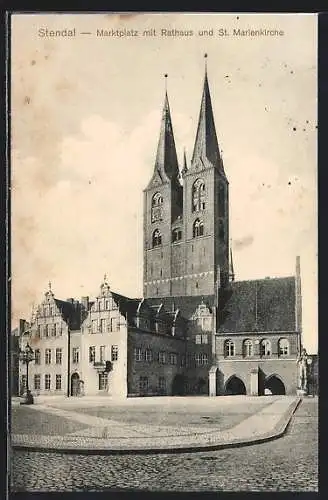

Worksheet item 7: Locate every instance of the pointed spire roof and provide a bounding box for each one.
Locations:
[154,76,180,181]
[192,55,222,169]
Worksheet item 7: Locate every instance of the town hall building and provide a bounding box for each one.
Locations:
[16,60,303,398]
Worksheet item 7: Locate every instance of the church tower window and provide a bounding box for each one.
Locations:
[152,229,162,247]
[193,219,204,238]
[151,192,163,222]
[172,228,182,242]
[192,179,206,212]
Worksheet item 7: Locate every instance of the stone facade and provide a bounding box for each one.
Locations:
[16,61,306,398]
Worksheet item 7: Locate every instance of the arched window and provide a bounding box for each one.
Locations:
[243,339,253,357]
[260,339,271,357]
[172,228,182,242]
[278,338,289,356]
[193,219,204,238]
[152,229,162,247]
[151,192,163,222]
[224,339,235,357]
[192,179,206,212]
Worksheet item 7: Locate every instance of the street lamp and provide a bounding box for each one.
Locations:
[19,342,35,404]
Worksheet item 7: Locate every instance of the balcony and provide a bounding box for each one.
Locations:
[93,360,113,373]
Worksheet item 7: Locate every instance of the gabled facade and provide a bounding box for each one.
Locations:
[16,59,304,398]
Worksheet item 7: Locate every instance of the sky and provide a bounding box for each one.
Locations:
[11,13,317,352]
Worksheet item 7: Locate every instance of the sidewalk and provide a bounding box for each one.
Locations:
[11,396,301,454]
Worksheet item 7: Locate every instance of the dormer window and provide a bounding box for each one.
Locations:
[152,229,162,247]
[192,179,206,212]
[151,192,163,222]
[193,219,204,238]
[172,228,182,242]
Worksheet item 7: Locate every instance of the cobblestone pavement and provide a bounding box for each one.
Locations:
[10,398,318,492]
[11,407,89,436]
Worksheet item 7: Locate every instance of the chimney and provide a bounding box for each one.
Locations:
[81,296,89,310]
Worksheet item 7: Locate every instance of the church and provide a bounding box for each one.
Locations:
[16,60,302,398]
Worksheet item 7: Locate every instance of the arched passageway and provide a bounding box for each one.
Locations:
[264,375,286,395]
[70,372,80,396]
[225,376,246,395]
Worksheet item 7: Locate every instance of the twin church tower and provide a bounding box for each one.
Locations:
[143,57,231,299]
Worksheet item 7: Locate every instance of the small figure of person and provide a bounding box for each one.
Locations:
[297,348,308,392]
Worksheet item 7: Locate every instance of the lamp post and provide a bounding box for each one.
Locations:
[19,342,35,404]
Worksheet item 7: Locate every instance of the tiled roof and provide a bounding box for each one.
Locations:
[144,295,215,321]
[111,292,141,325]
[54,299,87,330]
[217,277,296,334]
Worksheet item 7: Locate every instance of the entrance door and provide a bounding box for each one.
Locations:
[71,373,80,396]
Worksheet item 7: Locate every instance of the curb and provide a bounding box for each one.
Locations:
[11,397,301,455]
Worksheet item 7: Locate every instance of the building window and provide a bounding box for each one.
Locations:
[45,374,51,390]
[44,325,49,338]
[151,192,163,222]
[134,347,143,362]
[34,374,41,390]
[53,323,57,336]
[158,351,167,364]
[72,347,80,364]
[116,320,120,331]
[105,300,109,310]
[98,372,108,390]
[172,228,182,242]
[260,339,271,357]
[111,345,118,361]
[195,353,208,365]
[193,219,204,238]
[278,338,289,356]
[195,334,208,344]
[37,325,41,338]
[100,346,105,363]
[100,319,106,333]
[243,339,253,357]
[192,179,206,212]
[139,376,149,393]
[92,320,98,334]
[158,377,166,393]
[89,346,96,363]
[170,353,178,365]
[152,229,162,247]
[45,348,51,364]
[224,340,235,357]
[145,348,152,362]
[56,348,62,365]
[180,355,186,367]
[56,374,62,390]
[34,349,41,365]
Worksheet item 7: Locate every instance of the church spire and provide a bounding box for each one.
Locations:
[192,54,222,169]
[154,75,180,181]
